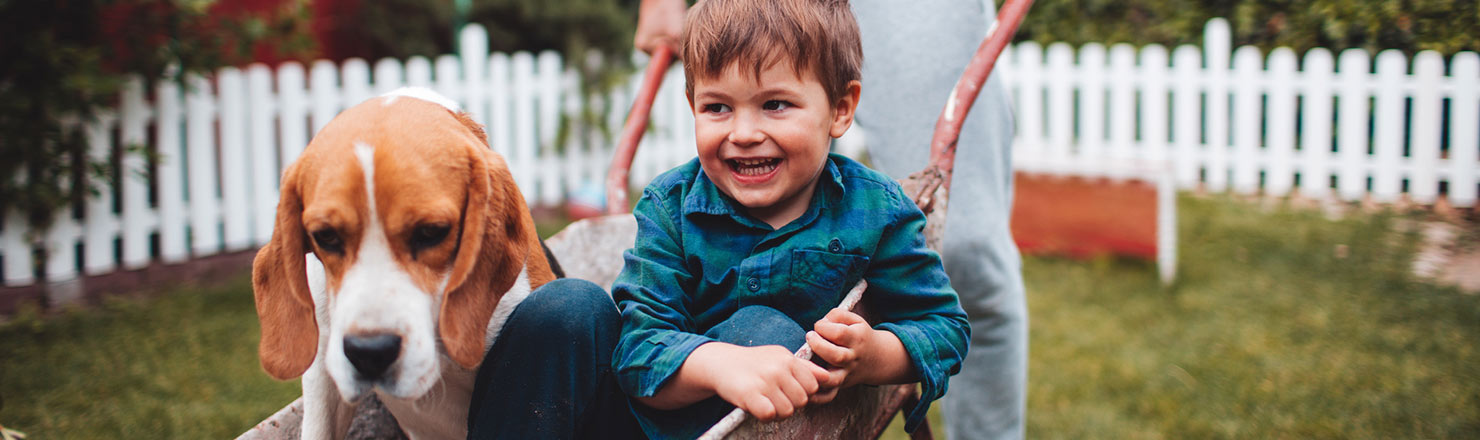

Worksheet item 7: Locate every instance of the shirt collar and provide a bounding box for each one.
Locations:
[682,155,846,230]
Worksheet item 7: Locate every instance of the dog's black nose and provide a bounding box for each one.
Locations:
[343,333,402,380]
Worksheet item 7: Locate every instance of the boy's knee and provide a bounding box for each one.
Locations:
[709,306,805,350]
[506,278,618,337]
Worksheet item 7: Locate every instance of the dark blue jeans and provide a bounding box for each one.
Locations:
[631,306,806,440]
[466,278,644,439]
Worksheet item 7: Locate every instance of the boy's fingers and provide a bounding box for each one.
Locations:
[803,359,831,387]
[811,386,840,404]
[779,374,810,411]
[743,394,776,421]
[793,360,822,394]
[808,330,858,365]
[822,308,868,326]
[825,367,849,388]
[766,387,795,419]
[806,331,847,364]
[813,322,853,345]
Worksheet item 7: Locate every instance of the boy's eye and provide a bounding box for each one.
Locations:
[763,100,791,111]
[702,103,731,113]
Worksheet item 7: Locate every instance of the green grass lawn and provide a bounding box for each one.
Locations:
[3,195,1478,438]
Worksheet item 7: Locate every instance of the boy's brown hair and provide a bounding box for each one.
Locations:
[680,0,862,104]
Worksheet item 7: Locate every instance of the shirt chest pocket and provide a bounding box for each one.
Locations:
[790,248,870,295]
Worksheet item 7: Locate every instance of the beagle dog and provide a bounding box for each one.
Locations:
[253,88,559,439]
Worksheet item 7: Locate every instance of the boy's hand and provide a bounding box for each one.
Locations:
[635,0,686,55]
[807,309,916,391]
[689,343,835,421]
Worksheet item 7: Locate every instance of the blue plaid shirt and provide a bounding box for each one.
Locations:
[611,154,970,431]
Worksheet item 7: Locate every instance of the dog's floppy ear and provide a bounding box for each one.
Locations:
[439,134,532,369]
[253,163,318,380]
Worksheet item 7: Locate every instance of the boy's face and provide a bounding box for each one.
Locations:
[690,60,859,227]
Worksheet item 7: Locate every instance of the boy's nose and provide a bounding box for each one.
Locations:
[727,113,765,146]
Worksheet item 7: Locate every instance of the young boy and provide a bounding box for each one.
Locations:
[611,0,971,438]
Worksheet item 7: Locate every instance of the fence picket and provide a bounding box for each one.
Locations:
[1265,48,1298,195]
[560,69,585,204]
[155,77,188,263]
[1409,51,1443,204]
[43,214,78,281]
[1204,19,1232,191]
[84,115,118,275]
[342,59,372,109]
[1372,50,1406,202]
[311,60,340,134]
[1045,43,1074,175]
[1172,46,1202,187]
[1336,49,1370,201]
[2,212,31,286]
[119,76,153,269]
[434,55,463,115]
[247,64,278,247]
[187,73,222,255]
[1452,53,1479,206]
[662,67,692,181]
[537,51,564,206]
[1078,44,1106,176]
[1140,45,1169,165]
[219,67,252,251]
[1231,46,1263,194]
[406,56,434,88]
[1108,44,1136,173]
[1013,42,1044,171]
[512,52,538,202]
[278,62,309,175]
[1298,49,1335,198]
[374,58,404,95]
[488,53,512,155]
[461,25,490,131]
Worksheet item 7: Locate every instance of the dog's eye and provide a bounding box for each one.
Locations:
[311,229,344,254]
[410,224,451,253]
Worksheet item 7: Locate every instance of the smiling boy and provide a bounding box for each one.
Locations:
[610,0,970,438]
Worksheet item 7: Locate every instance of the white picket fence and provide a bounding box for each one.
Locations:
[2,19,1477,288]
[1007,19,1479,207]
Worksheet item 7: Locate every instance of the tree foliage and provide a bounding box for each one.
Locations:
[1016,0,1479,56]
[0,0,311,230]
[318,0,638,63]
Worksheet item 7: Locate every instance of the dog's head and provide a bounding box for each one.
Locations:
[252,88,554,400]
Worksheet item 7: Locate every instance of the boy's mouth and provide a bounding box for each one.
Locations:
[728,158,781,177]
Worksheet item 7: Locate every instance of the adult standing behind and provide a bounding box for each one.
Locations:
[634,0,1027,438]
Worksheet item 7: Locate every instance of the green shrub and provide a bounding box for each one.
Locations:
[1016,0,1479,56]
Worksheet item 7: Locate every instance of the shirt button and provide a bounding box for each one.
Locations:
[747,277,760,292]
[828,238,843,253]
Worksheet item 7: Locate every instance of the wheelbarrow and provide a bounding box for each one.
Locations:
[238,0,1032,437]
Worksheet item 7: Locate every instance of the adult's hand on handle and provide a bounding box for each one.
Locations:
[636,0,687,56]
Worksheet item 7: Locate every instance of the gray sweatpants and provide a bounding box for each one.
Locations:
[851,1,1028,439]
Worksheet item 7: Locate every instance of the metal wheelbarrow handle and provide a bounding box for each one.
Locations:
[605,44,676,215]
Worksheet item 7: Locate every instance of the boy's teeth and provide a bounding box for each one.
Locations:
[731,158,778,176]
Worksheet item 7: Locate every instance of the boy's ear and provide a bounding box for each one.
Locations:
[830,80,862,138]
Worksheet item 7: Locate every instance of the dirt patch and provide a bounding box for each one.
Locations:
[1412,219,1480,294]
